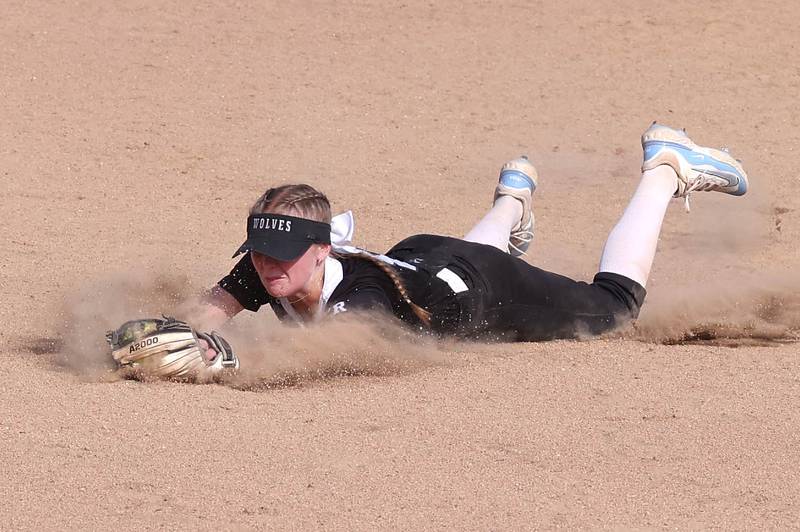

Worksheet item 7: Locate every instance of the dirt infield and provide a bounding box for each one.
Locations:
[3,0,800,528]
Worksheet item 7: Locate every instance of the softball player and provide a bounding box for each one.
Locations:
[194,123,749,341]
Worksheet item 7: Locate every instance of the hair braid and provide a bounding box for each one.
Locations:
[338,250,431,327]
[285,191,326,205]
[283,190,327,211]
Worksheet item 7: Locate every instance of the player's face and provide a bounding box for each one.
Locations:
[251,244,329,298]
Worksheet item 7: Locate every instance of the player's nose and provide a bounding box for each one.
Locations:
[253,254,283,273]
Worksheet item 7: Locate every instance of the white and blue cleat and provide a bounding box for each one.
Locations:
[642,123,749,211]
[494,156,539,256]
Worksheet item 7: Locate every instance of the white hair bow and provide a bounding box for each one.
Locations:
[330,211,355,246]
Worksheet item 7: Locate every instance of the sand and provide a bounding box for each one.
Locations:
[2,0,800,528]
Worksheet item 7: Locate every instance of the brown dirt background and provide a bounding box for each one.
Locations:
[3,0,800,529]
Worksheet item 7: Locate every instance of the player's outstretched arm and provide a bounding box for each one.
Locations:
[180,285,245,331]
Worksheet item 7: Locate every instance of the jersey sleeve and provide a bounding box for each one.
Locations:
[217,253,273,312]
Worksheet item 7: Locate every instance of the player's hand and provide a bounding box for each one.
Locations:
[198,338,218,362]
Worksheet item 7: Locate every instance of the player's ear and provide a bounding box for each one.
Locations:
[315,244,331,264]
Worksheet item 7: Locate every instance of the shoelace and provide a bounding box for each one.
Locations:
[680,170,733,213]
[509,229,534,256]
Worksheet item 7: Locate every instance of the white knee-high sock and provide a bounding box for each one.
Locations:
[598,166,678,287]
[463,196,522,252]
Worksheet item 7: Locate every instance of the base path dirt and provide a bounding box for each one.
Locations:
[2,1,799,529]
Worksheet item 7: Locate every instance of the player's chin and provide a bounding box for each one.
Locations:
[264,279,295,298]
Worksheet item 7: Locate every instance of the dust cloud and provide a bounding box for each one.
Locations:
[55,271,197,377]
[631,271,800,346]
[54,270,443,386]
[218,314,442,390]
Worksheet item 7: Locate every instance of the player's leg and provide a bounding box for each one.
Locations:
[596,165,676,286]
[463,157,538,256]
[462,196,522,252]
[386,233,640,340]
[598,123,749,287]
[437,238,646,340]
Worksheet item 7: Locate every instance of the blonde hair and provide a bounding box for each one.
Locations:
[251,184,431,327]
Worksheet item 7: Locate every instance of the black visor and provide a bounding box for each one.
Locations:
[233,214,331,261]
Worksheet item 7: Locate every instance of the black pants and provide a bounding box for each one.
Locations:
[388,235,646,341]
